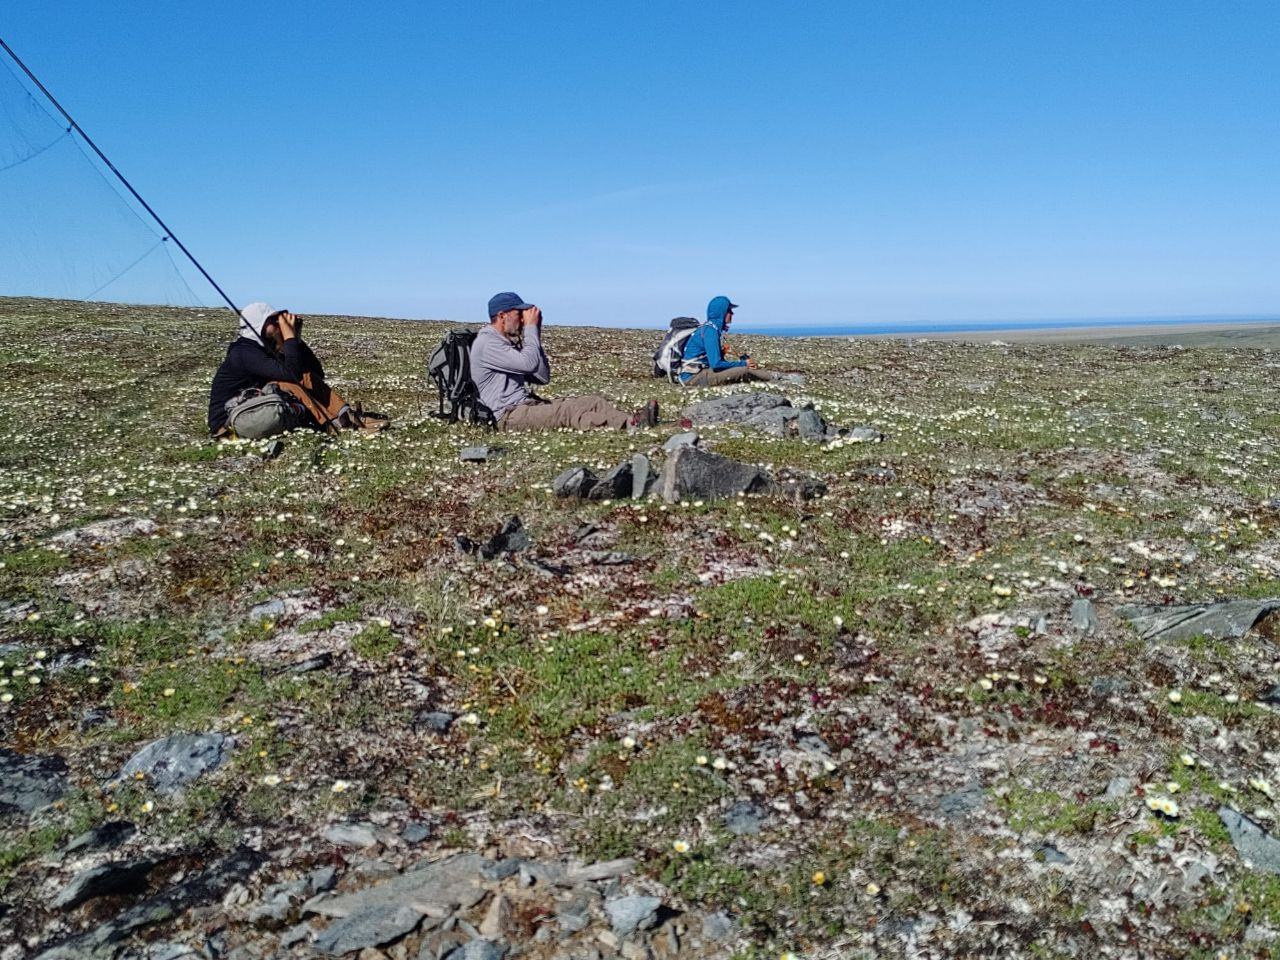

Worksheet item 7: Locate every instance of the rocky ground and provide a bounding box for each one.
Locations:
[4,296,1280,959]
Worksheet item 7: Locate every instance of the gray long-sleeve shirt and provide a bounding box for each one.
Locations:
[470,323,551,418]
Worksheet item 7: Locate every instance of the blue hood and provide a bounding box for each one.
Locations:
[706,295,734,332]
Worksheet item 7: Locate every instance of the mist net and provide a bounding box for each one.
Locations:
[0,55,208,307]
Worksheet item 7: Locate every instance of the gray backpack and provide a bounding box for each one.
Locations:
[225,387,304,439]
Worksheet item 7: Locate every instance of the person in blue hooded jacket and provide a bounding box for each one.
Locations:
[678,296,795,386]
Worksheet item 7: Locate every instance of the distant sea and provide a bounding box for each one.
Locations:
[734,315,1280,338]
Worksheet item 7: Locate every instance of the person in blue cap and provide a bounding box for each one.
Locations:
[678,296,795,386]
[471,292,659,431]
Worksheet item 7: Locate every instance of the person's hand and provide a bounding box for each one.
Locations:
[745,356,758,369]
[522,305,542,327]
[277,311,298,341]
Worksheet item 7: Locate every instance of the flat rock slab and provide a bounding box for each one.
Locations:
[116,733,232,794]
[50,516,158,549]
[662,431,700,453]
[0,747,69,814]
[54,858,158,909]
[1118,599,1280,643]
[680,392,791,425]
[308,853,489,920]
[313,902,423,956]
[722,800,766,836]
[1220,806,1280,874]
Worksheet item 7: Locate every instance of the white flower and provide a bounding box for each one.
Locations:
[865,882,881,896]
[672,839,690,854]
[331,780,352,794]
[695,755,708,765]
[1168,690,1182,703]
[712,757,729,771]
[621,736,637,750]
[262,774,282,786]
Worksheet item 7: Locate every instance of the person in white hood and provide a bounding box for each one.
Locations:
[207,302,368,435]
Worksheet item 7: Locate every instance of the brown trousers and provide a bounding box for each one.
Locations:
[500,395,629,431]
[683,366,780,387]
[272,372,349,434]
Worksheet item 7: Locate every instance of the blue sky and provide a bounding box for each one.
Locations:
[3,1,1279,329]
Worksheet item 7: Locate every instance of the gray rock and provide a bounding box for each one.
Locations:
[605,895,661,936]
[280,923,313,948]
[478,515,529,560]
[556,897,591,933]
[743,407,799,436]
[1104,776,1135,800]
[588,461,634,501]
[1259,685,1280,706]
[323,822,378,848]
[1220,806,1280,874]
[1118,598,1280,643]
[702,911,737,941]
[461,446,507,462]
[116,733,232,794]
[313,902,424,956]
[310,866,339,893]
[50,516,158,549]
[309,854,488,921]
[80,706,113,732]
[247,598,285,622]
[773,475,828,501]
[275,652,333,675]
[553,466,597,499]
[939,782,986,819]
[1071,598,1099,634]
[64,820,136,854]
[1037,844,1070,865]
[630,454,653,500]
[681,392,791,425]
[54,858,158,909]
[662,432,700,453]
[415,710,457,734]
[0,747,69,814]
[846,426,884,443]
[143,944,198,960]
[722,800,766,836]
[480,859,522,881]
[1089,676,1133,697]
[567,858,636,882]
[402,822,432,844]
[794,408,826,439]
[444,943,507,960]
[656,447,772,503]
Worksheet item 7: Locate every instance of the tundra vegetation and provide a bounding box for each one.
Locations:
[3,296,1280,959]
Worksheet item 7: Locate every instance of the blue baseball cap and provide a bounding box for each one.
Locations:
[488,292,534,318]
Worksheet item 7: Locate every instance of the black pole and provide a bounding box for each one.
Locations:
[0,36,241,318]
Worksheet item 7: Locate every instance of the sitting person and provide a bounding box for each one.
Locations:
[471,292,658,431]
[678,296,798,386]
[208,302,375,437]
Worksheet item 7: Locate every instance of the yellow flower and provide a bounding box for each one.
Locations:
[865,882,881,896]
[141,800,154,813]
[812,871,826,886]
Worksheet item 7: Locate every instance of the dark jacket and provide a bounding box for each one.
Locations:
[207,337,320,433]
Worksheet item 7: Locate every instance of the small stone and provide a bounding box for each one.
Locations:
[701,911,737,941]
[247,598,286,622]
[401,823,432,844]
[460,446,506,462]
[605,896,661,937]
[1037,844,1070,865]
[846,426,884,442]
[1071,598,1099,634]
[721,801,766,836]
[553,466,598,499]
[478,515,529,560]
[588,461,634,501]
[280,923,313,948]
[939,782,986,819]
[324,822,378,848]
[309,866,339,894]
[662,432,700,453]
[414,710,457,734]
[54,859,158,909]
[479,894,510,939]
[1104,777,1135,800]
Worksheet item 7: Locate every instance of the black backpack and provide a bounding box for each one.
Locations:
[427,329,497,428]
[652,316,701,380]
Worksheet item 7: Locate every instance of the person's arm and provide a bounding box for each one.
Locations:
[235,340,307,384]
[525,323,551,385]
[475,324,551,378]
[704,328,746,371]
